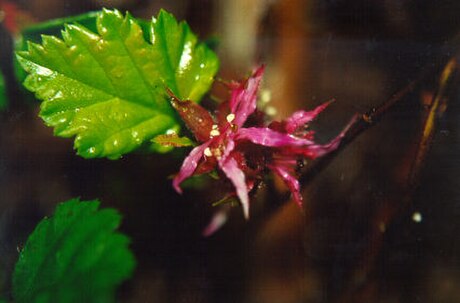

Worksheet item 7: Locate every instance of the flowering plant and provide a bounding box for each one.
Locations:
[0,6,360,302]
[170,66,355,233]
[3,4,451,303]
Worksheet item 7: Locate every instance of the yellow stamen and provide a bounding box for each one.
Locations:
[226,113,236,123]
[213,148,222,159]
[210,128,220,137]
[204,147,212,157]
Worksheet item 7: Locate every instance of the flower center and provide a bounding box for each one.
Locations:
[204,147,212,157]
[204,146,223,160]
[225,113,239,132]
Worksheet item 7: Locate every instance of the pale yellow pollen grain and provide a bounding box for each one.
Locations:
[210,129,220,137]
[226,113,236,123]
[204,147,212,157]
[213,148,222,159]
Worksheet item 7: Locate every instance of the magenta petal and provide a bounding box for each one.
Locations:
[202,206,230,237]
[219,157,250,219]
[220,134,236,161]
[297,113,358,158]
[230,66,265,127]
[270,165,303,207]
[172,142,211,193]
[292,139,341,159]
[235,127,315,147]
[285,100,333,133]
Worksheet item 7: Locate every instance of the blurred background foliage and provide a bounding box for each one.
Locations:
[1,0,460,302]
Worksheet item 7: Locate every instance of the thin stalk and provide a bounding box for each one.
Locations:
[336,58,458,303]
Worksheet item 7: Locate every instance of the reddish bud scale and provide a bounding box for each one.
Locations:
[168,95,215,142]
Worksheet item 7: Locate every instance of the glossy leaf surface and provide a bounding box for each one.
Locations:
[17,9,219,158]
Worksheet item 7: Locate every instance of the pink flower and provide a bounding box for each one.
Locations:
[170,66,354,222]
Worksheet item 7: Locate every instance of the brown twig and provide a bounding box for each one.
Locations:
[299,59,443,188]
[265,55,452,217]
[335,58,458,303]
[407,59,456,188]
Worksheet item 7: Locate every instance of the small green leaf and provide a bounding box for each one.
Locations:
[17,9,219,159]
[0,71,6,110]
[13,198,135,303]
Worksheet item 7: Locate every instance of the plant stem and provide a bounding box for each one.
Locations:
[299,58,450,188]
[335,58,458,303]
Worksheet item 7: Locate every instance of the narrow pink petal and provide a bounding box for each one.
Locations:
[202,206,230,237]
[270,165,303,207]
[298,142,339,158]
[289,140,340,158]
[173,142,211,193]
[220,133,236,161]
[219,157,250,219]
[285,100,333,133]
[230,66,265,127]
[296,113,359,158]
[235,127,315,147]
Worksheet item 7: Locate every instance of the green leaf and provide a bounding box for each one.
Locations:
[16,10,151,48]
[13,198,135,303]
[14,11,100,85]
[0,71,6,110]
[16,9,219,159]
